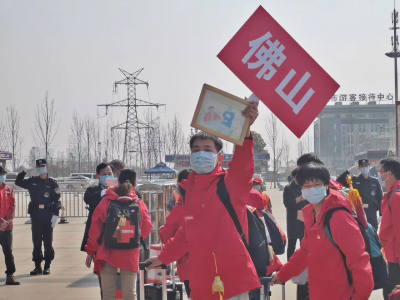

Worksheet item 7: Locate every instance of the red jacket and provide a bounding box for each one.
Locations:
[380,180,400,263]
[277,190,373,300]
[159,200,190,281]
[85,188,152,275]
[203,112,221,122]
[0,184,15,231]
[158,138,261,299]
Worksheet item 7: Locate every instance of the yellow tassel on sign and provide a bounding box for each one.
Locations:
[212,252,224,300]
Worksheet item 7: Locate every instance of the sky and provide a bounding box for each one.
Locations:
[0,0,396,164]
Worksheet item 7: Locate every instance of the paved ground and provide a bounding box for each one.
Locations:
[0,184,384,299]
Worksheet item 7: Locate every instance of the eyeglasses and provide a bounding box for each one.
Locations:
[302,182,323,190]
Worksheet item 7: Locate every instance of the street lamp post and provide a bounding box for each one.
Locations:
[386,4,400,157]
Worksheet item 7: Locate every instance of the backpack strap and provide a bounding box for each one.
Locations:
[324,207,353,286]
[216,178,249,250]
[388,189,400,211]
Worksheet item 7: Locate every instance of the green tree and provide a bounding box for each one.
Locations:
[253,131,268,154]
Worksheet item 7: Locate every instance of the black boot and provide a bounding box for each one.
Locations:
[30,265,42,276]
[6,275,20,285]
[43,261,51,275]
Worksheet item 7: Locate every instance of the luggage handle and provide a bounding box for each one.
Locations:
[260,277,285,300]
[139,261,167,270]
[139,262,168,300]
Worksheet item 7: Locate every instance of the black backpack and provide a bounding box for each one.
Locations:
[259,209,287,255]
[104,196,142,250]
[212,179,270,277]
[324,207,388,290]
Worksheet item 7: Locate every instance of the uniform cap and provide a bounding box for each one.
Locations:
[358,159,370,166]
[36,159,48,166]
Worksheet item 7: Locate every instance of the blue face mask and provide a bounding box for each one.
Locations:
[360,167,370,176]
[190,151,220,175]
[378,172,389,188]
[37,167,47,175]
[100,175,114,187]
[0,175,6,183]
[301,186,327,205]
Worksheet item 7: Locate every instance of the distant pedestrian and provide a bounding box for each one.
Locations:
[337,159,383,230]
[0,165,20,285]
[15,159,61,276]
[81,163,114,252]
[283,168,308,261]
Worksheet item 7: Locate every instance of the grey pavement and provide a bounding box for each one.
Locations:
[0,185,384,299]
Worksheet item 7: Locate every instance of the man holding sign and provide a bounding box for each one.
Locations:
[147,101,261,300]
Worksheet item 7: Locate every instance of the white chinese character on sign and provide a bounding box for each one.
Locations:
[276,70,315,115]
[242,32,286,80]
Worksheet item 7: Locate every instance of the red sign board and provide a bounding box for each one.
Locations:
[218,6,340,138]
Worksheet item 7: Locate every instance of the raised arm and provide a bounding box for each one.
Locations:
[15,171,32,189]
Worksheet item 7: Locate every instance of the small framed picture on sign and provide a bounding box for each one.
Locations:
[191,84,250,146]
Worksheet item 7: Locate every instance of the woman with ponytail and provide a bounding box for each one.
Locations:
[85,169,153,300]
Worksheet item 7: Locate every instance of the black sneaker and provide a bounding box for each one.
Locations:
[30,267,43,275]
[43,268,50,275]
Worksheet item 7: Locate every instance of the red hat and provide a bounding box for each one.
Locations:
[253,177,263,185]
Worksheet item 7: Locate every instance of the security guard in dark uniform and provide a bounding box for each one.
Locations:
[337,159,383,230]
[15,159,61,275]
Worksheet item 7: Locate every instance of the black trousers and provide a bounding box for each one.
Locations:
[365,208,378,230]
[31,218,54,264]
[384,263,400,300]
[184,280,191,298]
[0,231,16,275]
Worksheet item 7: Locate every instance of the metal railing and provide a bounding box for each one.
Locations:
[14,190,88,218]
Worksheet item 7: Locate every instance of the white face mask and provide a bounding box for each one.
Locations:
[190,151,220,175]
[302,186,327,205]
[252,185,262,192]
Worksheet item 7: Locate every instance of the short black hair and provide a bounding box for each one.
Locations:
[178,169,192,183]
[118,169,137,186]
[297,153,324,167]
[380,157,400,180]
[189,131,223,153]
[291,167,299,177]
[296,162,330,187]
[96,163,111,174]
[109,159,125,171]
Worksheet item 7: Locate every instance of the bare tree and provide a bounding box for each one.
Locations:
[33,92,60,160]
[297,140,305,158]
[265,112,283,188]
[69,110,84,172]
[83,116,95,172]
[281,139,291,172]
[0,116,8,151]
[166,114,188,157]
[6,105,24,170]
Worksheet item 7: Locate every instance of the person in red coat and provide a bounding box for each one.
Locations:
[147,101,260,300]
[85,169,152,300]
[0,165,19,285]
[159,169,193,297]
[271,162,373,300]
[203,106,221,123]
[379,157,400,299]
